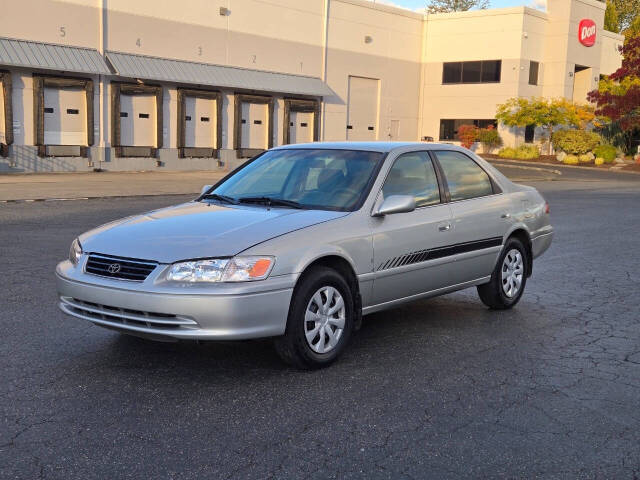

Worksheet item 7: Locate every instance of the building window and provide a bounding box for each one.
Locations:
[529,61,539,86]
[525,125,535,143]
[442,60,501,84]
[439,119,497,141]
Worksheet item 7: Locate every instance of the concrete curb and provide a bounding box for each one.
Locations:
[0,192,198,204]
[490,162,562,176]
[485,157,640,175]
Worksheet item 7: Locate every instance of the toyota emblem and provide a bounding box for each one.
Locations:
[107,263,121,274]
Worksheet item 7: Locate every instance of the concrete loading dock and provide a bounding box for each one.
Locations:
[0,0,624,172]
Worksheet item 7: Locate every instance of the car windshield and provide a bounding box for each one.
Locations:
[206,149,384,211]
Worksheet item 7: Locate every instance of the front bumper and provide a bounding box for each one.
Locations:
[56,260,295,341]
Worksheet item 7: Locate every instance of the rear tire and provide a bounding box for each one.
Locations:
[274,266,354,369]
[477,237,528,310]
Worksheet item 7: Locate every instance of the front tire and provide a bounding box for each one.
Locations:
[274,266,354,369]
[477,237,528,310]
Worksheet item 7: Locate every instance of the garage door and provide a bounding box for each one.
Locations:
[185,96,217,148]
[289,111,314,144]
[120,94,156,147]
[347,76,379,141]
[43,86,86,145]
[241,102,269,149]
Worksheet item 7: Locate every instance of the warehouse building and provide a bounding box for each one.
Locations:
[0,0,623,172]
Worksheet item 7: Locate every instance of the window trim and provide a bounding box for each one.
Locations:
[528,61,539,86]
[442,60,502,85]
[429,150,502,204]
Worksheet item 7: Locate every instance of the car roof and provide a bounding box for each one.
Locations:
[272,141,463,154]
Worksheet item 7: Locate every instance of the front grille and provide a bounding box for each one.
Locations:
[85,253,157,281]
[60,297,198,330]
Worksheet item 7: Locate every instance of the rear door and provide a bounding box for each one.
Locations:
[371,151,453,306]
[432,150,512,283]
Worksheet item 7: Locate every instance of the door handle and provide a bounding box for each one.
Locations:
[501,213,511,219]
[438,223,451,232]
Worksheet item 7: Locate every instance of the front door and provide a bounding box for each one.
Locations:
[371,151,453,306]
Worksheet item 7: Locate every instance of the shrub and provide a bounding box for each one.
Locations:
[564,155,579,165]
[476,126,502,151]
[579,153,593,163]
[595,157,605,166]
[498,145,540,160]
[551,129,601,155]
[457,124,478,149]
[498,147,518,159]
[593,144,617,163]
[514,144,540,159]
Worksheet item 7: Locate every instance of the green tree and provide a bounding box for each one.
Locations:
[495,98,594,154]
[604,1,620,33]
[610,0,640,31]
[426,0,489,14]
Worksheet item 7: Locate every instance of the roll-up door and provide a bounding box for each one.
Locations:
[241,102,269,150]
[120,94,156,147]
[347,76,379,141]
[185,96,217,148]
[43,86,86,145]
[0,82,4,144]
[289,111,314,144]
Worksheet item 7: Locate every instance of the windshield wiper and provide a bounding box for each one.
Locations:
[201,193,237,204]
[238,196,304,209]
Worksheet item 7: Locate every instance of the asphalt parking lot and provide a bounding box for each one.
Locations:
[1,166,639,479]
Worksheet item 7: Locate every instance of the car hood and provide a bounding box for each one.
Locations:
[79,201,348,263]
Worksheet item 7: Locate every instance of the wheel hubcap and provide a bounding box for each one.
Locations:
[304,286,345,354]
[501,249,524,298]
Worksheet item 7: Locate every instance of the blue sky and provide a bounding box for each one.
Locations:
[373,0,542,11]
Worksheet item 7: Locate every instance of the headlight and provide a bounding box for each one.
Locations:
[69,238,82,266]
[165,256,274,283]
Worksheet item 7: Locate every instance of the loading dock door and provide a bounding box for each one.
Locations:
[0,82,4,144]
[43,86,86,145]
[185,96,217,148]
[120,94,156,147]
[241,102,269,149]
[347,76,379,141]
[289,111,314,144]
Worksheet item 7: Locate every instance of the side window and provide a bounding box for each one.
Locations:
[435,151,494,201]
[382,152,440,207]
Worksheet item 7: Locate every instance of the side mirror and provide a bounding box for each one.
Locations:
[200,185,213,196]
[372,195,416,217]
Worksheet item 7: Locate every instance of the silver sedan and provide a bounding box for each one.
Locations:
[56,142,553,368]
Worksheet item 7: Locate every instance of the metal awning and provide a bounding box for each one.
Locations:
[106,51,333,97]
[0,37,111,75]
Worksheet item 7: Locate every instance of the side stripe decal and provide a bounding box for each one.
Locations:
[377,236,503,271]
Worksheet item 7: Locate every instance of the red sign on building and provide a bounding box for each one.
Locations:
[579,19,597,47]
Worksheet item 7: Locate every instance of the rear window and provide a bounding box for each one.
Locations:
[435,151,494,201]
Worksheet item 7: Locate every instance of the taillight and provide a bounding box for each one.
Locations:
[544,202,550,214]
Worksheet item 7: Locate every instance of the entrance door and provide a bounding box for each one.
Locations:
[573,65,592,104]
[347,76,379,141]
[289,111,314,144]
[44,87,86,145]
[185,96,217,148]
